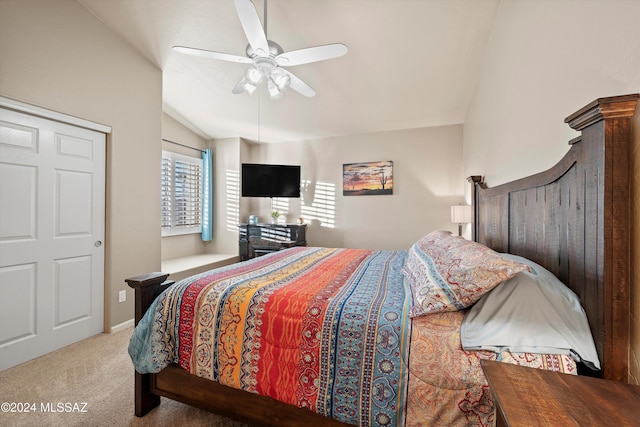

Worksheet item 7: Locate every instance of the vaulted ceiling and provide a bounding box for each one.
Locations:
[79,0,500,143]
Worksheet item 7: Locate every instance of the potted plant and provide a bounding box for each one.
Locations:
[270,210,280,224]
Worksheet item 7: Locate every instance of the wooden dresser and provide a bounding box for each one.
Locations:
[238,223,307,260]
[481,360,640,426]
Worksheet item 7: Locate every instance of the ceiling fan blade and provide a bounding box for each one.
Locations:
[173,46,253,64]
[281,69,316,97]
[276,43,348,66]
[234,0,269,57]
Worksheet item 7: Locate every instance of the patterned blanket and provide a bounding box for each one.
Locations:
[129,247,412,426]
[129,246,576,426]
[406,312,575,426]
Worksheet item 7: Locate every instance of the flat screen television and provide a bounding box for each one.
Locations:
[241,163,301,198]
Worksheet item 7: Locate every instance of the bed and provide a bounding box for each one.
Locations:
[126,94,638,426]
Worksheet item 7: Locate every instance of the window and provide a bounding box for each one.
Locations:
[161,150,203,236]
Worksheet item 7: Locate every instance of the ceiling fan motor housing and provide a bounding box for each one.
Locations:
[245,40,284,59]
[245,41,289,93]
[254,57,277,78]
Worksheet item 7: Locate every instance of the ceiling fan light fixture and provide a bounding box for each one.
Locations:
[245,66,263,85]
[240,77,258,95]
[271,70,291,92]
[267,78,284,99]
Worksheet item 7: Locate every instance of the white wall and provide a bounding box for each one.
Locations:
[249,125,465,251]
[463,0,640,383]
[0,0,162,329]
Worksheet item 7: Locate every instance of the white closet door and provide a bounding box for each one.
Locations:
[0,107,105,370]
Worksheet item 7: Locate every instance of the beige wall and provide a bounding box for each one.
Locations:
[463,0,640,383]
[207,137,248,255]
[161,113,209,261]
[248,125,465,251]
[0,0,162,330]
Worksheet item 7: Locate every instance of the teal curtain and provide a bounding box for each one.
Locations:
[201,149,213,241]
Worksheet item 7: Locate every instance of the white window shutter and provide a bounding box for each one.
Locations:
[161,150,203,236]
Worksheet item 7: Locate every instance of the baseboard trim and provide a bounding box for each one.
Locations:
[109,318,134,333]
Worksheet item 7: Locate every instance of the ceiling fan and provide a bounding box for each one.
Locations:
[173,0,348,99]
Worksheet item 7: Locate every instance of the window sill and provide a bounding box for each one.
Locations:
[161,227,202,238]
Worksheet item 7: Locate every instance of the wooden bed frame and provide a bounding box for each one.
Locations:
[126,94,638,425]
[468,93,637,382]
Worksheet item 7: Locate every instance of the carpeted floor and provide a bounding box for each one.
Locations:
[0,327,249,427]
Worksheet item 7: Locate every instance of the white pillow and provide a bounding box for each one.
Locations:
[460,254,600,371]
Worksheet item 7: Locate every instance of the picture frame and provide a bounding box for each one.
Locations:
[343,161,393,196]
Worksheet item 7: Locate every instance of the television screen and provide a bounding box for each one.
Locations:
[241,163,301,198]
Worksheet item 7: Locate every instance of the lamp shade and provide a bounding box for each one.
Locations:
[451,205,472,224]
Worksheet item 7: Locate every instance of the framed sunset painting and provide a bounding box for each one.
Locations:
[343,161,393,196]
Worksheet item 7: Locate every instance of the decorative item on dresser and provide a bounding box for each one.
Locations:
[238,222,307,260]
[125,94,637,426]
[482,360,640,427]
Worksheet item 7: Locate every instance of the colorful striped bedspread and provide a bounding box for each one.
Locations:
[129,247,412,426]
[129,246,576,426]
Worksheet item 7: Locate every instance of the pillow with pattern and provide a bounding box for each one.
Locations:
[402,230,530,317]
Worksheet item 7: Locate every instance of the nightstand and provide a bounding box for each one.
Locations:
[481,360,640,426]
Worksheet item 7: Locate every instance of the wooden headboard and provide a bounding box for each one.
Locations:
[469,94,638,382]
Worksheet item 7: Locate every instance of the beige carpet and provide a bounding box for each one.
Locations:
[0,327,249,427]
